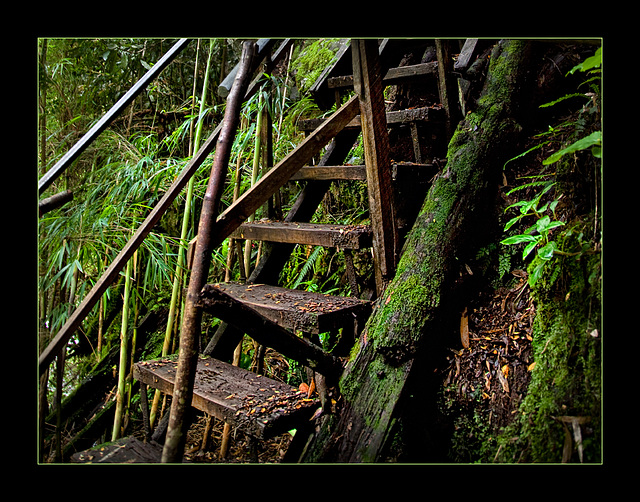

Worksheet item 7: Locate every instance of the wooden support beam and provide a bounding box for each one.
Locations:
[218,39,275,98]
[352,39,398,295]
[39,189,73,217]
[454,39,480,73]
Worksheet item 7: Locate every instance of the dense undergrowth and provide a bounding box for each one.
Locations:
[441,45,602,463]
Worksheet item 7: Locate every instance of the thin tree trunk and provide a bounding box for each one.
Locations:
[161,41,256,463]
[96,254,108,361]
[126,250,141,415]
[53,244,81,462]
[300,40,533,463]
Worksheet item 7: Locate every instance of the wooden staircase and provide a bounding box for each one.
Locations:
[71,38,465,463]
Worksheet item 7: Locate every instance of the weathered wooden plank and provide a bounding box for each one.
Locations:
[197,284,349,380]
[290,162,437,182]
[134,356,319,439]
[200,282,372,336]
[71,436,164,463]
[230,221,372,249]
[297,105,445,132]
[353,39,398,295]
[209,95,360,249]
[328,61,439,89]
[290,165,367,181]
[218,39,275,98]
[454,39,479,72]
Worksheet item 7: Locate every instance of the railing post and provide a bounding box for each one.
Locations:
[352,39,398,296]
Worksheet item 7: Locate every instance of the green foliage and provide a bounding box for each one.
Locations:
[500,46,601,287]
[39,38,362,399]
[490,46,602,463]
[500,179,565,285]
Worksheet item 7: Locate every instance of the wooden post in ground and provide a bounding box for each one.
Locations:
[161,41,256,464]
[352,39,397,296]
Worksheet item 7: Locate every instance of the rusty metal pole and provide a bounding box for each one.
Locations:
[161,41,256,463]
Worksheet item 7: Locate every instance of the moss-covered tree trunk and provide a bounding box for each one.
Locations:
[300,40,533,462]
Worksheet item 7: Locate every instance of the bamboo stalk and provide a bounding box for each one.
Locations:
[112,257,133,441]
[150,39,213,429]
[244,91,264,276]
[126,250,141,412]
[162,41,256,464]
[225,116,247,281]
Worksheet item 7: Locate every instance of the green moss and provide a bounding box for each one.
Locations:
[494,224,601,463]
[292,39,342,94]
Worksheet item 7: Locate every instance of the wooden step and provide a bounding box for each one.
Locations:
[230,221,372,250]
[134,355,320,439]
[298,105,445,132]
[289,162,437,182]
[71,436,164,463]
[200,282,372,335]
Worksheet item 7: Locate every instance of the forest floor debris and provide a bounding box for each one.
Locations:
[439,274,535,461]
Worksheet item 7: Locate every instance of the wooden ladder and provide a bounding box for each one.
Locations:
[129,39,461,463]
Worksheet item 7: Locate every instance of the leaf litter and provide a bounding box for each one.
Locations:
[442,271,535,434]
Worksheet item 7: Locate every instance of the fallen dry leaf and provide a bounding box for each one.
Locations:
[460,307,470,349]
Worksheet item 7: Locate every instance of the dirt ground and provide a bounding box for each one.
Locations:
[437,275,535,461]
